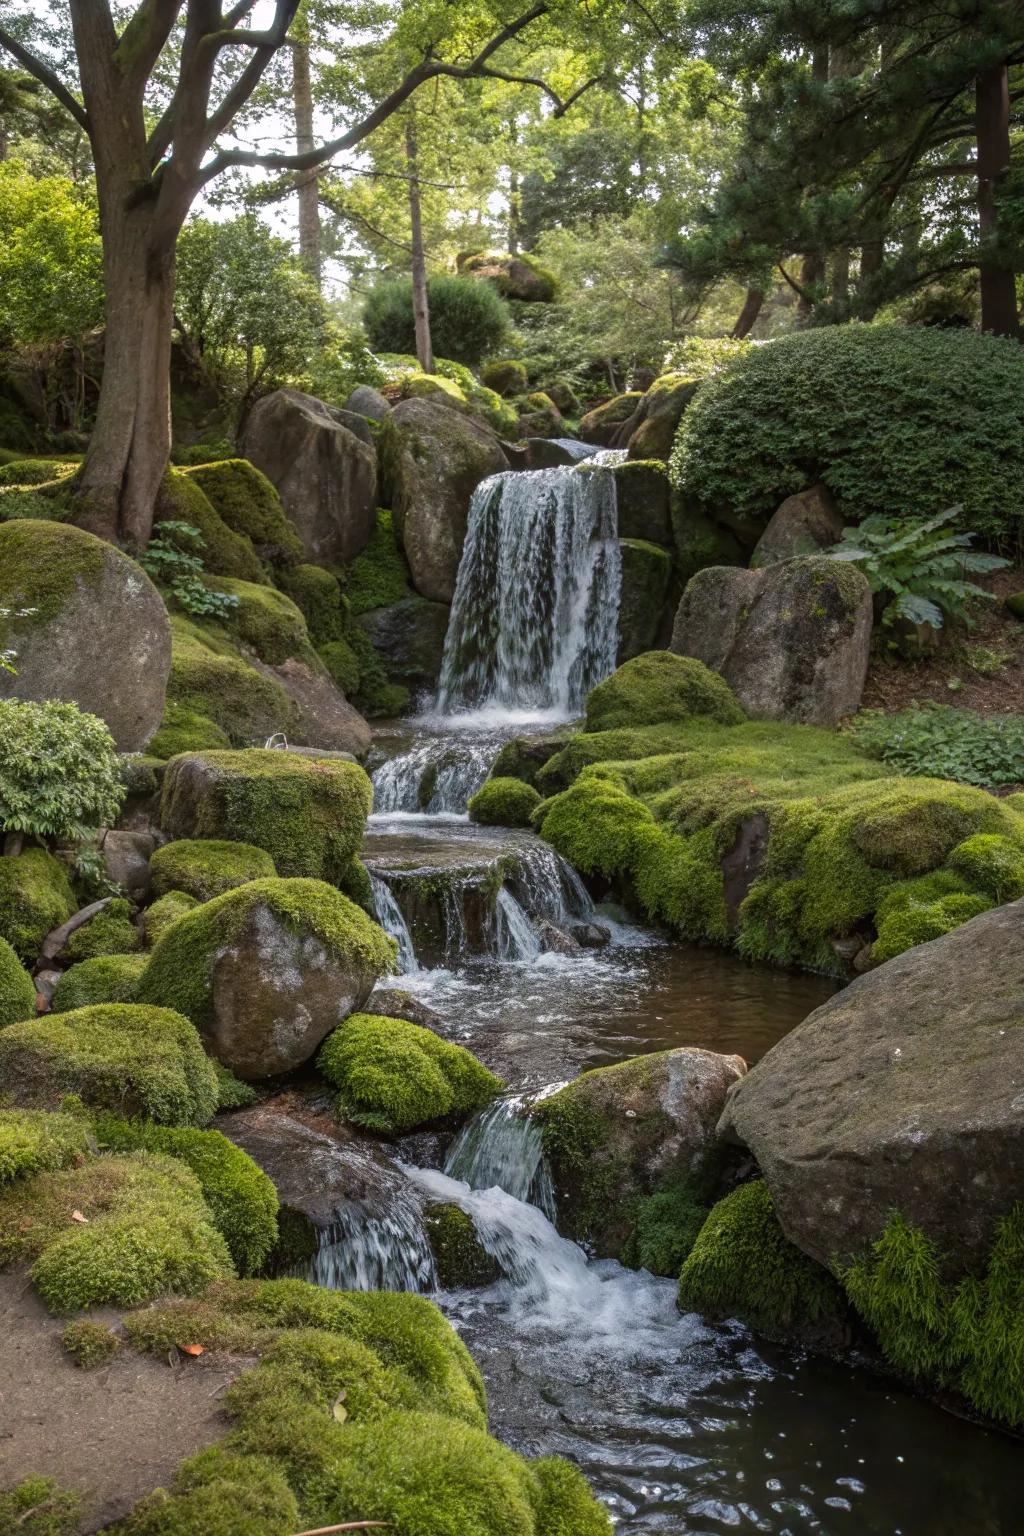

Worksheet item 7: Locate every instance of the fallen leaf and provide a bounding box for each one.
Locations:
[179,1343,204,1357]
[70,1210,89,1224]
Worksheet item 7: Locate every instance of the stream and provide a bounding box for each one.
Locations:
[328,459,1024,1531]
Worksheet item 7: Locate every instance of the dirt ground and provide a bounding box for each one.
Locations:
[0,1269,250,1532]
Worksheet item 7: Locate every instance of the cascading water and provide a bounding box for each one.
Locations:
[435,454,625,719]
[370,874,419,973]
[370,735,497,817]
[311,1195,436,1292]
[445,1096,557,1219]
[494,887,542,962]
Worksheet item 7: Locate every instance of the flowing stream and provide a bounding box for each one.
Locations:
[319,454,1024,1530]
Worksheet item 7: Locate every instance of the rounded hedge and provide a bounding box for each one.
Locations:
[150,839,277,902]
[364,276,509,366]
[468,777,542,828]
[0,934,35,1027]
[585,652,745,733]
[670,325,1024,542]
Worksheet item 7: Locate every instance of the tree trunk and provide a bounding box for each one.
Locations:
[796,48,830,324]
[405,116,434,374]
[292,35,321,287]
[731,286,764,338]
[976,63,1019,338]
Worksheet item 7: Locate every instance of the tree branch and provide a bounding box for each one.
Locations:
[0,26,88,130]
[200,0,300,150]
[115,0,183,88]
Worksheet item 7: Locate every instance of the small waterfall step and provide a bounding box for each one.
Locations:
[445,1096,557,1219]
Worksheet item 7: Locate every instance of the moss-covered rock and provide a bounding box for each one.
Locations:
[0,1002,218,1124]
[151,839,277,903]
[585,651,745,733]
[481,359,528,397]
[139,879,395,1079]
[622,374,701,461]
[458,248,558,302]
[205,577,311,665]
[165,616,296,746]
[0,848,76,962]
[276,563,347,646]
[62,1318,121,1368]
[579,392,643,447]
[617,539,673,661]
[467,776,542,828]
[670,496,746,586]
[183,459,304,569]
[156,468,266,584]
[63,897,142,962]
[424,1203,501,1288]
[148,701,230,760]
[609,459,672,544]
[0,1107,91,1186]
[142,890,200,946]
[1006,591,1024,621]
[517,391,564,438]
[159,748,372,883]
[0,934,35,1027]
[50,952,149,1012]
[318,1012,501,1134]
[117,1447,299,1536]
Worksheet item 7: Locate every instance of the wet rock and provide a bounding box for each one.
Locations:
[355,597,450,691]
[718,896,1024,1274]
[750,484,845,569]
[99,830,155,903]
[489,731,573,788]
[579,392,643,447]
[362,987,446,1033]
[524,438,596,470]
[424,1203,501,1288]
[617,538,674,662]
[569,921,611,949]
[609,460,672,544]
[535,920,580,955]
[250,654,372,755]
[346,385,391,421]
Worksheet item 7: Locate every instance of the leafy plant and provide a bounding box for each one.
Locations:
[828,506,1007,631]
[0,699,125,840]
[848,704,1024,789]
[139,521,240,619]
[363,274,509,365]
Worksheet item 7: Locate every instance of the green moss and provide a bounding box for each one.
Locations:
[183,460,303,568]
[160,748,372,883]
[64,897,141,962]
[620,1183,711,1278]
[0,1478,82,1536]
[0,458,71,487]
[585,652,745,732]
[671,498,745,585]
[0,518,105,630]
[318,1012,502,1134]
[0,1151,232,1312]
[0,1003,219,1125]
[579,392,642,442]
[140,880,395,1034]
[425,1203,501,1288]
[481,359,528,396]
[1006,591,1024,621]
[213,1060,259,1111]
[538,777,657,880]
[158,469,265,583]
[166,617,296,746]
[0,934,35,1026]
[317,636,360,696]
[116,1447,299,1536]
[93,1113,278,1276]
[335,855,374,914]
[346,625,410,718]
[62,1318,121,1368]
[206,577,310,665]
[531,1457,613,1536]
[339,509,410,615]
[0,847,76,962]
[275,564,346,645]
[948,832,1024,901]
[678,1181,847,1340]
[872,885,992,965]
[143,891,200,946]
[148,701,230,760]
[51,953,149,1012]
[468,776,542,828]
[0,1108,91,1186]
[151,840,277,902]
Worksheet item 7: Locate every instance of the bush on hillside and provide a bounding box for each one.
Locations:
[0,698,124,841]
[364,276,509,366]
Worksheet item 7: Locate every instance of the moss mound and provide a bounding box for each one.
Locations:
[0,1151,232,1312]
[166,618,295,746]
[148,701,230,759]
[206,577,310,665]
[63,897,141,962]
[275,563,346,645]
[482,359,528,396]
[63,1319,121,1368]
[50,952,149,1012]
[117,1447,299,1536]
[183,460,303,568]
[585,652,745,733]
[425,1203,501,1288]
[143,890,200,946]
[0,1107,91,1186]
[157,469,265,584]
[0,1478,81,1536]
[468,776,542,828]
[340,508,410,615]
[0,934,35,1026]
[0,1003,219,1125]
[151,839,277,902]
[0,847,76,962]
[318,1012,502,1134]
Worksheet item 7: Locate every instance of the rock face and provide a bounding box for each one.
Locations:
[384,398,508,603]
[617,539,673,661]
[613,374,701,461]
[671,556,872,726]
[0,521,171,751]
[578,392,643,447]
[240,388,377,565]
[719,898,1024,1273]
[750,484,845,568]
[250,655,372,754]
[534,1047,747,1253]
[346,385,391,421]
[355,597,451,691]
[609,460,672,544]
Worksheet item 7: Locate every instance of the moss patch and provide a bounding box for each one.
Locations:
[63,898,141,962]
[148,701,230,760]
[117,1447,299,1536]
[275,563,346,645]
[183,460,303,568]
[143,890,200,946]
[165,617,296,746]
[0,847,76,962]
[205,577,310,665]
[0,933,36,1026]
[468,776,542,828]
[51,952,149,1012]
[0,1107,91,1186]
[63,1319,121,1368]
[339,509,410,615]
[0,518,105,629]
[0,1478,82,1536]
[151,839,277,902]
[585,651,745,732]
[424,1203,501,1288]
[157,469,265,584]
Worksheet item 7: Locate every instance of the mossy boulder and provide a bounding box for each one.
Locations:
[0,847,76,962]
[151,839,277,902]
[608,459,672,544]
[585,651,745,733]
[533,1048,745,1256]
[517,390,564,438]
[458,248,558,302]
[318,1012,501,1133]
[0,934,35,1027]
[468,776,542,828]
[481,359,528,397]
[156,468,266,584]
[750,484,845,569]
[205,578,310,665]
[148,701,230,760]
[159,748,372,883]
[0,520,171,750]
[117,1448,299,1536]
[139,879,395,1079]
[0,1002,219,1124]
[1006,591,1024,621]
[166,617,296,746]
[50,952,149,1012]
[62,897,142,962]
[617,539,673,661]
[276,563,347,645]
[143,890,199,946]
[579,392,643,447]
[671,556,873,727]
[670,497,746,586]
[424,1203,501,1288]
[620,374,701,461]
[183,459,304,569]
[355,597,450,692]
[255,654,372,755]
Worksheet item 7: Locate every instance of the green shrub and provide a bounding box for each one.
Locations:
[139,520,241,622]
[63,897,141,962]
[166,617,295,746]
[0,1003,219,1125]
[848,705,1024,790]
[143,890,200,946]
[51,952,149,1012]
[468,777,542,828]
[0,698,124,840]
[584,652,745,732]
[365,276,509,365]
[117,1448,299,1536]
[93,1114,278,1276]
[0,847,76,962]
[0,933,35,1026]
[318,1012,502,1134]
[148,701,230,759]
[62,1318,121,1368]
[183,460,303,568]
[0,1478,82,1536]
[339,509,409,615]
[0,1107,91,1185]
[151,839,277,902]
[0,1151,232,1312]
[671,326,1024,542]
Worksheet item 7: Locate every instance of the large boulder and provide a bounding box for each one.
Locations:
[250,654,372,754]
[578,392,643,447]
[355,597,451,691]
[382,398,508,603]
[239,388,377,565]
[608,459,672,544]
[617,539,673,661]
[750,484,845,568]
[533,1047,746,1254]
[0,521,171,751]
[138,878,395,1079]
[613,374,701,461]
[671,556,872,726]
[346,385,391,421]
[457,249,557,302]
[719,898,1024,1274]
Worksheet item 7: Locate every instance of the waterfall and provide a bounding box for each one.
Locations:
[371,736,498,817]
[370,875,419,973]
[436,455,624,719]
[311,1197,436,1292]
[508,843,595,927]
[445,1097,557,1220]
[494,888,542,962]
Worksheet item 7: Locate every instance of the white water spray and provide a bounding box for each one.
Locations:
[370,875,419,973]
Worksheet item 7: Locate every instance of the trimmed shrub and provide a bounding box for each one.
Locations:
[151,840,277,902]
[0,697,124,842]
[0,847,76,962]
[0,934,35,1026]
[365,276,509,366]
[468,776,542,828]
[63,897,142,962]
[584,652,745,732]
[0,1107,91,1185]
[50,953,149,1013]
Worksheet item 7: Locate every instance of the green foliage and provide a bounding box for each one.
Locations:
[620,1184,710,1278]
[0,698,124,841]
[93,1114,278,1277]
[139,521,241,621]
[0,933,35,1026]
[148,701,230,760]
[424,1203,500,1289]
[468,777,542,828]
[142,891,199,947]
[116,1447,299,1536]
[829,507,1006,632]
[481,359,528,396]
[584,652,745,732]
[0,1003,219,1125]
[671,328,1024,544]
[0,847,76,962]
[166,618,295,746]
[678,1181,846,1338]
[0,162,102,348]
[63,898,142,962]
[848,705,1024,790]
[0,1108,90,1186]
[183,460,302,569]
[151,839,277,902]
[364,276,509,365]
[661,336,752,378]
[0,1477,82,1536]
[339,509,410,615]
[50,953,149,1013]
[318,1012,502,1134]
[62,1319,121,1368]
[0,1151,232,1313]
